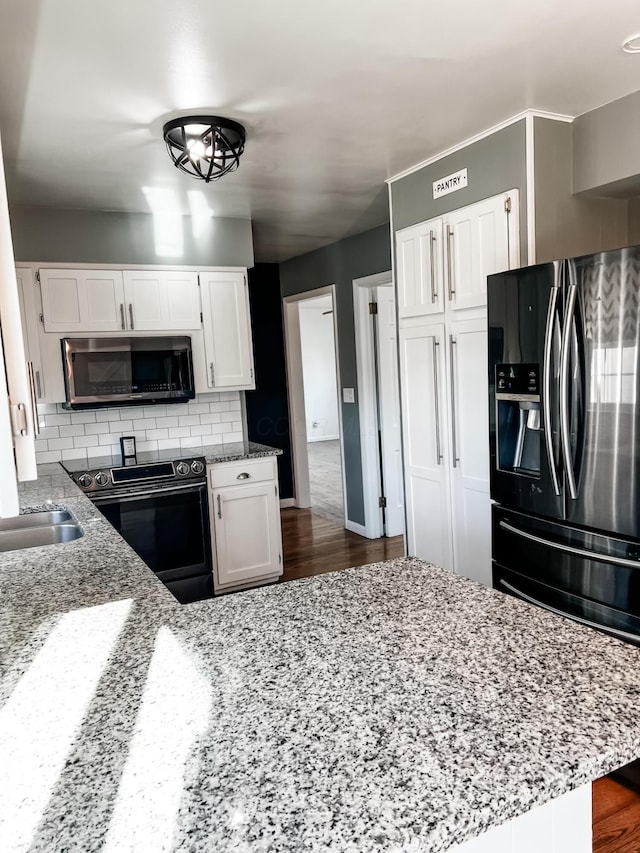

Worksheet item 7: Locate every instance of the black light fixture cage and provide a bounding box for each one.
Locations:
[163,116,246,181]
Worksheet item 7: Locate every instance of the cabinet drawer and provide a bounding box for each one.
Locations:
[209,457,276,489]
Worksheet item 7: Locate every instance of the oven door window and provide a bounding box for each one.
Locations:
[97,486,210,581]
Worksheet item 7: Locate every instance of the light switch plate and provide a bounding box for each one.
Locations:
[342,387,355,403]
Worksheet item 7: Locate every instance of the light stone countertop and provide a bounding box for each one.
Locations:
[1,462,640,852]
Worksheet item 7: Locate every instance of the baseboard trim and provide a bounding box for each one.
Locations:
[280,498,295,509]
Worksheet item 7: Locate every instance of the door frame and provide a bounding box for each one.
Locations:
[353,270,396,539]
[282,285,347,526]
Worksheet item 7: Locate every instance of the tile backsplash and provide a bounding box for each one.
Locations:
[35,392,244,464]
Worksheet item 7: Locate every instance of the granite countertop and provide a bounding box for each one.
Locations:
[200,440,283,464]
[2,467,640,852]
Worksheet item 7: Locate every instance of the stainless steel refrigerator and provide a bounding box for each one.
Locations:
[488,246,640,644]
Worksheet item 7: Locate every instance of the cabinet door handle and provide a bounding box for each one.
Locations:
[429,230,437,303]
[217,494,222,519]
[35,369,42,399]
[432,339,442,464]
[237,472,250,480]
[210,362,215,386]
[120,303,126,331]
[446,225,455,300]
[449,335,459,467]
[27,362,40,436]
[128,303,135,330]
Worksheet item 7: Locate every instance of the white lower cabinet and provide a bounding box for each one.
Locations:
[208,456,283,592]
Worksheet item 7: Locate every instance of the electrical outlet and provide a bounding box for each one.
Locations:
[342,388,355,403]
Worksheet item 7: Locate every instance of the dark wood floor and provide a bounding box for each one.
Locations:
[280,507,404,582]
[594,767,640,852]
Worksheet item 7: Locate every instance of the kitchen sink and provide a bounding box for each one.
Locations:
[0,510,84,552]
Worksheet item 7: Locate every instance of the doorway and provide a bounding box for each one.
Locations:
[282,285,347,526]
[354,272,404,540]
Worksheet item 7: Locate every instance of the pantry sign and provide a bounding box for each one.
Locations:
[432,168,468,199]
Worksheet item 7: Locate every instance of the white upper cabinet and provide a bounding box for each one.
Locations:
[200,270,255,389]
[445,194,512,312]
[396,218,444,318]
[123,271,201,331]
[40,269,126,332]
[396,192,518,319]
[16,268,47,401]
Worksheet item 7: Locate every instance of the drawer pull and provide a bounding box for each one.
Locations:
[237,472,250,480]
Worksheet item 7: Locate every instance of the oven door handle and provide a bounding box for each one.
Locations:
[91,482,206,503]
[499,579,640,644]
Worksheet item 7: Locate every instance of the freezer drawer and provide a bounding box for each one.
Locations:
[492,505,640,641]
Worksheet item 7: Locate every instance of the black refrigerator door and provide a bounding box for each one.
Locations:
[487,262,564,520]
[564,247,640,539]
[492,505,640,644]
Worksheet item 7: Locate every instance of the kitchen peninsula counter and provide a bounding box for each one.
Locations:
[2,463,640,852]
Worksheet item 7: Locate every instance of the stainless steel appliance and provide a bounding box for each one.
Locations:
[61,336,195,409]
[63,450,212,604]
[488,246,640,643]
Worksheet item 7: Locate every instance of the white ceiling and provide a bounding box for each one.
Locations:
[2,0,640,263]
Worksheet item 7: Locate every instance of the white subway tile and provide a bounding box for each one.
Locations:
[36,450,59,464]
[38,426,60,440]
[73,435,100,448]
[95,409,115,422]
[157,439,179,450]
[136,440,158,452]
[45,414,72,426]
[88,445,117,459]
[224,431,243,442]
[160,416,179,428]
[199,413,221,425]
[178,415,200,427]
[168,427,191,439]
[71,412,97,424]
[117,420,134,432]
[59,425,86,438]
[210,423,225,435]
[62,447,89,462]
[48,437,75,451]
[190,424,213,437]
[34,438,49,452]
[179,436,202,448]
[133,418,156,431]
[146,428,169,440]
[186,403,209,415]
[85,423,110,435]
[99,433,120,445]
[142,405,167,418]
[229,400,241,411]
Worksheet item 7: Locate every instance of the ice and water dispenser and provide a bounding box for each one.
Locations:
[495,363,541,476]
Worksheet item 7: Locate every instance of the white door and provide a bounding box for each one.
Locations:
[375,286,404,537]
[399,321,452,569]
[40,269,126,332]
[396,218,444,318]
[212,483,282,587]
[448,316,492,586]
[445,193,513,312]
[200,271,254,389]
[123,271,201,331]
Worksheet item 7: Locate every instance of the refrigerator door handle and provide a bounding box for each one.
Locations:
[543,268,561,496]
[560,274,578,499]
[499,519,640,569]
[432,338,443,464]
[449,334,459,467]
[498,579,640,644]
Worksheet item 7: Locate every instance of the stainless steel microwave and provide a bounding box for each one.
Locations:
[61,336,196,409]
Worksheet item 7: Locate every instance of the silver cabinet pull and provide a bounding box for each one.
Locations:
[449,335,459,467]
[26,362,39,436]
[432,338,443,465]
[429,230,437,303]
[446,225,455,300]
[560,270,578,499]
[543,267,561,496]
[217,494,222,519]
[237,472,250,480]
[209,362,215,386]
[35,370,42,399]
[120,303,126,331]
[11,402,29,437]
[128,303,135,330]
[498,578,640,644]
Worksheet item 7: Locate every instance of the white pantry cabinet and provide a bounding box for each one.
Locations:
[200,270,255,389]
[40,268,201,333]
[208,456,282,592]
[15,268,48,402]
[396,190,519,586]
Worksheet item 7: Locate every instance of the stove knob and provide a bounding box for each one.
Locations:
[191,460,205,475]
[77,473,93,489]
[95,471,109,487]
[176,461,190,476]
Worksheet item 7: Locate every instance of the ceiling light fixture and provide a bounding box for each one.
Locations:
[622,33,640,53]
[162,115,246,181]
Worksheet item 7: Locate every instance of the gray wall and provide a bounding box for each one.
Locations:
[279,224,391,527]
[573,90,640,197]
[629,197,640,245]
[533,117,628,262]
[9,205,254,267]
[390,119,529,263]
